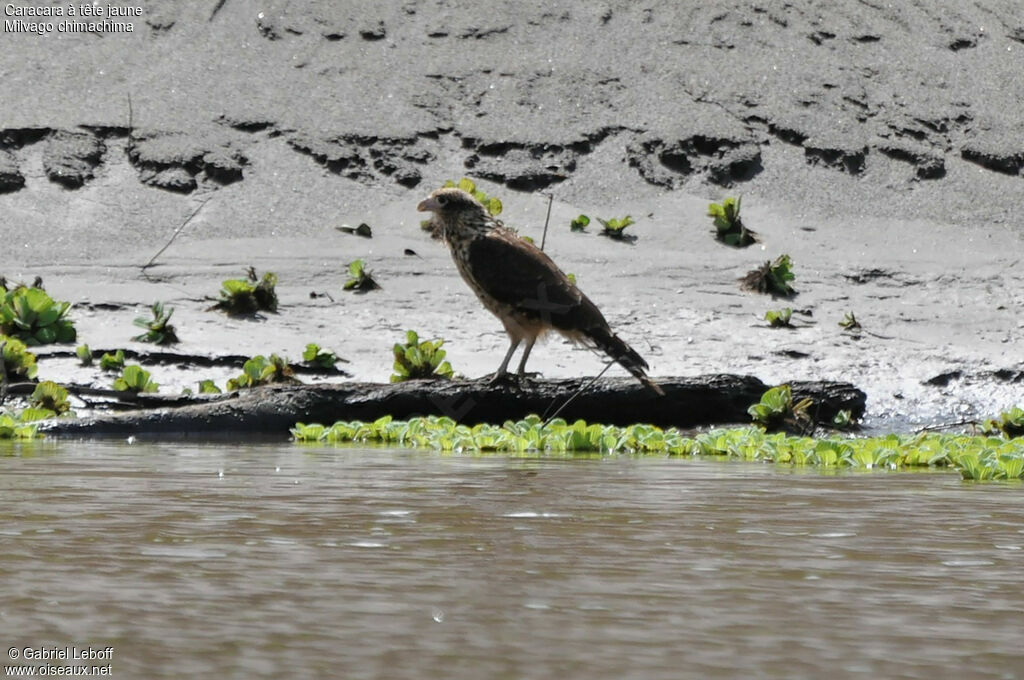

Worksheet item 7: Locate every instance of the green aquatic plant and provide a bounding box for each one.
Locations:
[214,269,278,315]
[0,412,40,439]
[391,330,453,383]
[0,335,38,381]
[570,214,590,232]
[981,407,1024,438]
[226,354,294,390]
[596,215,635,240]
[839,311,861,332]
[742,254,796,297]
[831,409,854,430]
[708,196,755,247]
[29,381,71,416]
[112,365,159,393]
[75,344,93,366]
[0,286,76,346]
[343,259,380,292]
[303,343,341,369]
[133,301,179,344]
[289,415,1024,481]
[747,384,813,431]
[99,349,126,372]
[764,308,793,328]
[197,379,222,394]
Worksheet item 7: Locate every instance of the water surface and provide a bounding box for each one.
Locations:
[1,441,1022,679]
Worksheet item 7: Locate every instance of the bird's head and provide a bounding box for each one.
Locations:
[417,188,492,237]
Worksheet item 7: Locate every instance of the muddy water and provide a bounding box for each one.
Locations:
[1,441,1022,680]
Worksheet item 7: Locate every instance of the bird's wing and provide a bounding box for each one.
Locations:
[466,229,608,332]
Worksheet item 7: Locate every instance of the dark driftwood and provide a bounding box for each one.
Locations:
[37,375,866,439]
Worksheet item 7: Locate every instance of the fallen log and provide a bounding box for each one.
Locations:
[37,375,866,438]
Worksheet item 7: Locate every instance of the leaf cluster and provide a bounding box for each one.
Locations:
[197,379,222,394]
[839,311,861,332]
[226,354,294,390]
[133,301,179,344]
[708,197,755,247]
[0,411,41,439]
[391,330,453,383]
[29,380,71,417]
[764,308,793,328]
[290,415,1024,481]
[596,215,635,240]
[570,214,590,232]
[76,344,93,366]
[343,259,380,292]
[99,349,126,372]
[112,365,159,393]
[303,343,341,369]
[0,287,76,346]
[0,335,38,380]
[742,254,796,297]
[747,384,814,431]
[214,270,279,315]
[981,407,1024,439]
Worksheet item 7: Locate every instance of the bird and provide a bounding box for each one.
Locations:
[417,187,664,395]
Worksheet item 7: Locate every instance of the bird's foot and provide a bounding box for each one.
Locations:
[515,371,543,381]
[487,371,514,386]
[486,371,537,388]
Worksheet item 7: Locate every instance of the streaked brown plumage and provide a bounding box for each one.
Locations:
[417,187,664,395]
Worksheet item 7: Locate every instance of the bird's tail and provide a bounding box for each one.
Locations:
[587,327,665,396]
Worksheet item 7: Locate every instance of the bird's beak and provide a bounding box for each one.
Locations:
[417,197,439,212]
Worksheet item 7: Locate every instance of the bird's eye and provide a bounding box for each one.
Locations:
[436,195,448,206]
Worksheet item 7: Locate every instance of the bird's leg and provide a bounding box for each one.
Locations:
[515,338,539,379]
[489,338,520,383]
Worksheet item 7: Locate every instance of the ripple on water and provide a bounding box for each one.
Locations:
[2,442,1023,680]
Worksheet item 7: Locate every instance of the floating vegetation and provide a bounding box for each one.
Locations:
[214,268,278,315]
[596,215,636,241]
[226,354,294,390]
[112,365,159,393]
[570,214,590,232]
[981,407,1024,438]
[0,411,40,439]
[303,343,342,369]
[29,381,71,417]
[0,335,38,380]
[99,349,126,372]
[831,409,854,430]
[708,196,756,247]
[76,343,93,366]
[290,415,1024,481]
[742,254,796,297]
[343,259,380,292]
[764,308,793,328]
[839,311,862,332]
[197,379,222,394]
[133,301,179,344]
[0,287,76,346]
[391,330,454,383]
[747,384,813,431]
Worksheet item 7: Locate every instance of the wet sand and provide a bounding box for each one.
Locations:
[1,2,1022,431]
